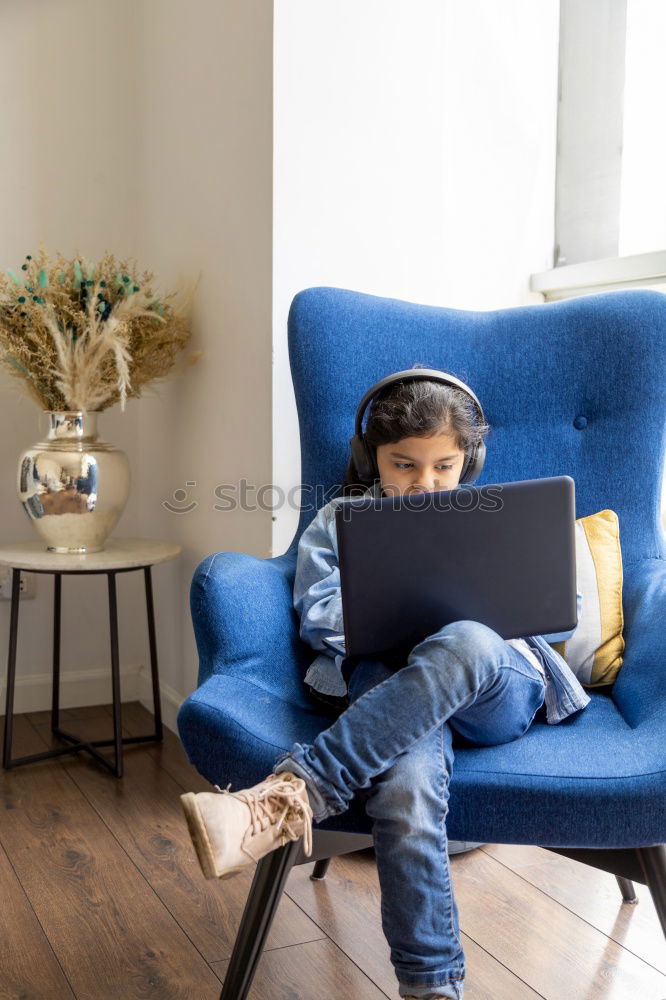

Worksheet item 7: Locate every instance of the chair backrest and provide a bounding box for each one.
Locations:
[287,286,666,563]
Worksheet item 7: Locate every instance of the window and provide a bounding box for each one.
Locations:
[531,0,666,300]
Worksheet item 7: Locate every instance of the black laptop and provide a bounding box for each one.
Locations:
[329,475,577,660]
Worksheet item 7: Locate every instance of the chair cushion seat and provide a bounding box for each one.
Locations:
[448,690,665,847]
[178,676,665,849]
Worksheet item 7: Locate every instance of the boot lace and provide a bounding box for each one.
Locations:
[214,776,313,857]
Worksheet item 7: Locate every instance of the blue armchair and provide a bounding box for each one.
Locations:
[178,286,666,1000]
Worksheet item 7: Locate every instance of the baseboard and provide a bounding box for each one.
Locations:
[0,663,185,737]
[138,671,184,736]
[0,663,143,715]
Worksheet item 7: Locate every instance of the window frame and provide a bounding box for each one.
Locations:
[530,0,666,302]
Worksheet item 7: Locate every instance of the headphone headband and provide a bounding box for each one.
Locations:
[353,368,486,439]
[348,367,487,487]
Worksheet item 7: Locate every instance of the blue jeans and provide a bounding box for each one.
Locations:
[273,619,547,1000]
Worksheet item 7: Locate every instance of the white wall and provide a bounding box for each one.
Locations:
[0,0,273,725]
[272,0,560,554]
[0,1,148,714]
[133,0,274,713]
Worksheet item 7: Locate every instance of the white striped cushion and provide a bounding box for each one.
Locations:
[548,509,624,687]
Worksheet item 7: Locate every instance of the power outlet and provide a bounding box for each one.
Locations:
[0,568,37,600]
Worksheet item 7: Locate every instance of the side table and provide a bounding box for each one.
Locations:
[0,537,181,778]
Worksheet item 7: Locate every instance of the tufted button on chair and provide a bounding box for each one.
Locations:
[178,287,666,1000]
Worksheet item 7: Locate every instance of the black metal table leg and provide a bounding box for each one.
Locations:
[2,569,21,769]
[108,571,124,778]
[3,561,167,776]
[51,573,61,733]
[144,566,163,742]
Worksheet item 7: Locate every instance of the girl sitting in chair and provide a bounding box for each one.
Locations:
[181,368,589,1000]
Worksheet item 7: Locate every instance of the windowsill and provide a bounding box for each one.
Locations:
[530,249,666,301]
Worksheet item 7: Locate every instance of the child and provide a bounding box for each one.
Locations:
[181,369,589,1000]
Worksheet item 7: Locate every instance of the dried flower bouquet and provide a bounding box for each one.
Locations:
[0,243,198,412]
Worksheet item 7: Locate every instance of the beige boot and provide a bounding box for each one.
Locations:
[180,771,313,880]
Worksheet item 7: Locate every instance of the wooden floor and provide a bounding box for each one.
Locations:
[0,703,664,1000]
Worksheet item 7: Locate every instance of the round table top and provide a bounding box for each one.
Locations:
[0,537,182,572]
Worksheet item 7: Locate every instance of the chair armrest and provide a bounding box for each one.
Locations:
[612,558,666,728]
[190,546,313,703]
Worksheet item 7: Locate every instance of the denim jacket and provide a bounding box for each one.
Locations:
[294,483,591,725]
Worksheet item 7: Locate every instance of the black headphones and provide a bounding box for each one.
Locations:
[347,368,487,487]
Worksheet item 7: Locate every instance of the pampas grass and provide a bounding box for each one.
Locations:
[0,243,199,411]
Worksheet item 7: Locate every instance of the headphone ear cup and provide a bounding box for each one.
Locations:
[460,441,486,485]
[362,439,378,482]
[459,445,473,485]
[476,440,486,476]
[349,435,376,484]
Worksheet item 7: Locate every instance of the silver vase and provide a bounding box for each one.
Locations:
[17,411,130,553]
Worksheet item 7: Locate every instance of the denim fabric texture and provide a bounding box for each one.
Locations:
[274,622,548,996]
[177,288,666,990]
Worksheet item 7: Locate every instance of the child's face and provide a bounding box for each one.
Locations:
[376,430,465,496]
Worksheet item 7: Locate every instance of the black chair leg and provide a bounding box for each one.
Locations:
[615,876,638,903]
[310,857,331,880]
[220,838,301,1000]
[637,845,666,937]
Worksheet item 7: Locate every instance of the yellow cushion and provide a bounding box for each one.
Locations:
[548,509,624,688]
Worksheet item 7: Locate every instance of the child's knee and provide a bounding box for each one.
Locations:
[365,736,450,827]
[421,619,503,665]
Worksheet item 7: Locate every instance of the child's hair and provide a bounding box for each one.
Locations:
[343,364,491,495]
